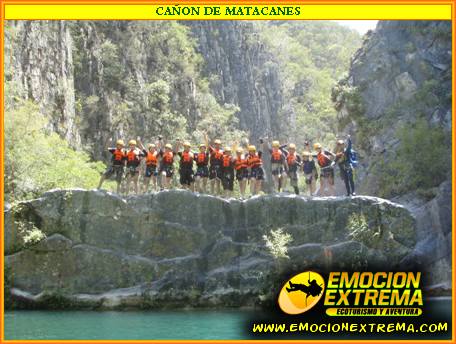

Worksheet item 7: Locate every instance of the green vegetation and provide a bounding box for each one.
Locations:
[4,96,106,202]
[374,119,450,198]
[71,21,246,149]
[347,213,380,247]
[260,21,362,147]
[263,228,293,259]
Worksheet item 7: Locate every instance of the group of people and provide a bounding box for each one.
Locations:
[97,134,357,198]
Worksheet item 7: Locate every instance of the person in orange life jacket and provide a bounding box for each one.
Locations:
[234,147,249,198]
[247,144,264,195]
[125,139,144,195]
[266,140,288,192]
[302,151,318,196]
[194,143,209,193]
[176,140,195,191]
[221,147,236,198]
[98,138,126,193]
[334,135,356,197]
[159,142,175,190]
[138,139,159,193]
[314,142,336,196]
[206,134,224,195]
[281,143,302,195]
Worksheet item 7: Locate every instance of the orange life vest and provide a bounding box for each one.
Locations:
[113,149,124,162]
[196,152,208,166]
[127,150,140,163]
[211,148,224,160]
[223,155,233,168]
[317,152,331,168]
[248,153,262,168]
[234,157,247,170]
[271,149,282,163]
[181,151,193,164]
[287,153,297,166]
[163,151,174,164]
[146,151,158,166]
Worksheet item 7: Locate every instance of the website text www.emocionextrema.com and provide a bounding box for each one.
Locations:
[251,321,448,334]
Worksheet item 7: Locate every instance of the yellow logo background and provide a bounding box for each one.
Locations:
[278,271,325,315]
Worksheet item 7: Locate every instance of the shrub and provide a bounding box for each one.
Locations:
[376,119,450,197]
[5,99,106,202]
[263,228,293,259]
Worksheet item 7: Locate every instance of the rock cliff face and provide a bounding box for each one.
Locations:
[188,22,283,141]
[334,21,451,193]
[6,21,79,146]
[333,21,452,292]
[5,189,422,309]
[6,21,282,157]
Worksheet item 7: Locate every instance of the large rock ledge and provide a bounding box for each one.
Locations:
[4,189,422,309]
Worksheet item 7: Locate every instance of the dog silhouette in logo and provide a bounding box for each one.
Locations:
[286,273,323,306]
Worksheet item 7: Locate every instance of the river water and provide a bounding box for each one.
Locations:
[5,298,452,340]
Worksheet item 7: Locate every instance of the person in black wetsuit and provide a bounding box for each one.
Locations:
[334,135,356,196]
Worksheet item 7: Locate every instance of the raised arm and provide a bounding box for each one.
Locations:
[137,137,145,151]
[175,138,182,153]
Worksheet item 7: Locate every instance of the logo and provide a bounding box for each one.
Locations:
[278,271,423,316]
[278,271,325,315]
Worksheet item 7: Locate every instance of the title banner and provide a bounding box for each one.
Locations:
[4,4,453,20]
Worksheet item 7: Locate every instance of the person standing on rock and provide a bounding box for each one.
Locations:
[138,139,159,193]
[221,146,236,198]
[158,142,176,190]
[206,134,224,195]
[176,140,195,191]
[234,147,249,198]
[314,143,335,196]
[125,139,144,195]
[97,138,126,194]
[194,143,209,193]
[266,140,288,193]
[247,144,264,195]
[302,151,318,196]
[334,135,356,196]
[282,143,301,195]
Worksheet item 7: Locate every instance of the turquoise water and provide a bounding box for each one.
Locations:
[5,310,252,340]
[5,298,452,340]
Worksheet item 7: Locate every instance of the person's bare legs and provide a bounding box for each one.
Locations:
[310,178,316,196]
[239,179,246,197]
[143,178,150,193]
[151,176,157,191]
[328,176,335,196]
[133,174,139,194]
[195,176,201,192]
[255,180,262,195]
[273,175,279,192]
[282,173,288,192]
[210,179,215,194]
[215,179,221,195]
[202,177,207,193]
[250,178,255,195]
[97,175,106,189]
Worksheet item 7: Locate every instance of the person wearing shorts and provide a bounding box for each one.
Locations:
[194,143,209,193]
[98,139,126,194]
